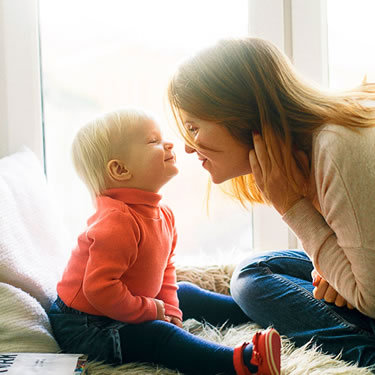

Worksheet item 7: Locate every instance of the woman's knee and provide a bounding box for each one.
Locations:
[177,281,199,299]
[231,251,274,285]
[231,249,312,294]
[230,250,293,301]
[177,281,196,291]
[230,257,266,304]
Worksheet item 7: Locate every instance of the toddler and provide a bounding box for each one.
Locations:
[48,108,281,375]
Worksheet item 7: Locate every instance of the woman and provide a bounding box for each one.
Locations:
[167,37,375,370]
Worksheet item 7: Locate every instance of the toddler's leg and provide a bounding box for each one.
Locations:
[120,319,235,375]
[177,281,249,326]
[119,319,281,375]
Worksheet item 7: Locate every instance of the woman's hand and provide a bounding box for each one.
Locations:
[311,269,354,309]
[249,132,308,215]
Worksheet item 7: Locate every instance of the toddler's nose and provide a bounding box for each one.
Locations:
[185,144,195,154]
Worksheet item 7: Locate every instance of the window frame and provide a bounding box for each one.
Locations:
[0,0,328,251]
[0,0,44,163]
[249,0,327,250]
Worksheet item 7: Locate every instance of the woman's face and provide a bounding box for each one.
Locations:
[180,112,252,184]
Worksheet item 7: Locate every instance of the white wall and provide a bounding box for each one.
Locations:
[0,0,43,161]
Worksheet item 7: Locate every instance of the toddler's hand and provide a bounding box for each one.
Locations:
[167,316,183,328]
[154,299,166,320]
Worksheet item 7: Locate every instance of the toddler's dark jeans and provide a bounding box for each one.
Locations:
[48,282,249,375]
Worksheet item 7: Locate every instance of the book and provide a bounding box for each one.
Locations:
[0,353,87,374]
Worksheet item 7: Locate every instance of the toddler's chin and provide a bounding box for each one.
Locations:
[167,168,179,180]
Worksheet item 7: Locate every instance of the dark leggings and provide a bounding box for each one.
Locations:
[120,282,249,375]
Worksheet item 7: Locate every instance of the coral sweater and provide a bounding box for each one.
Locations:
[283,122,375,318]
[57,188,182,324]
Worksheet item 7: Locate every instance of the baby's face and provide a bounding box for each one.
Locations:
[117,119,178,192]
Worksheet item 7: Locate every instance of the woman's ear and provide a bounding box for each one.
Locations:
[107,159,132,181]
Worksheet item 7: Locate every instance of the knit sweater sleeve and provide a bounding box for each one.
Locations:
[283,125,375,318]
[84,210,157,323]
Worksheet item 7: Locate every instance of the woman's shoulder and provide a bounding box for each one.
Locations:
[312,123,375,196]
[314,123,375,159]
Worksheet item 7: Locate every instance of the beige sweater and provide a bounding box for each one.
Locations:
[283,123,375,319]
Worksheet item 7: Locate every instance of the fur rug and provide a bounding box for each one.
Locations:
[83,264,374,375]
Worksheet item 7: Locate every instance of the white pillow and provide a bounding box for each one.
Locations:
[0,282,60,352]
[0,148,69,311]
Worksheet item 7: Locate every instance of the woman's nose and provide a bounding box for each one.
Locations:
[185,144,195,154]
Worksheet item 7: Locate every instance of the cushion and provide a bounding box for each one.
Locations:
[0,282,60,352]
[0,148,69,311]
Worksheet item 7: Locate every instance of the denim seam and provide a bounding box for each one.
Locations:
[258,255,313,265]
[258,256,372,336]
[111,328,122,364]
[269,271,370,335]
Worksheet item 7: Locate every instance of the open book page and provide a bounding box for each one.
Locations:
[0,353,86,375]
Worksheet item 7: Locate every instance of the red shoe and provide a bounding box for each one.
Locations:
[233,328,281,375]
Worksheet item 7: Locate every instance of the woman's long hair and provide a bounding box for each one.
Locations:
[167,37,375,205]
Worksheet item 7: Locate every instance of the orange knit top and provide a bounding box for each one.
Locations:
[57,188,182,324]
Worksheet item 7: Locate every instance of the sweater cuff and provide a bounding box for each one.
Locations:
[282,198,334,264]
[164,303,183,321]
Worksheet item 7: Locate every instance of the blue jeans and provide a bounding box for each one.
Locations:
[230,249,375,371]
[48,282,249,375]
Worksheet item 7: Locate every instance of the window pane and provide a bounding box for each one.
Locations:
[39,0,251,261]
[327,0,375,89]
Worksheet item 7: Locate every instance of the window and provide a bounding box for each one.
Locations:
[327,0,375,89]
[39,0,251,261]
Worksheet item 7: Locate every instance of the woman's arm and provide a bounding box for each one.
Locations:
[250,127,375,318]
[285,126,375,318]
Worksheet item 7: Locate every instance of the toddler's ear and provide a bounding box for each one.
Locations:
[107,159,132,181]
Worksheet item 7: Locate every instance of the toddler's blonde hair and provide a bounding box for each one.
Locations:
[71,108,154,198]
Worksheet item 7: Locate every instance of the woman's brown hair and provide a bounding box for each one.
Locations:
[167,37,375,206]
